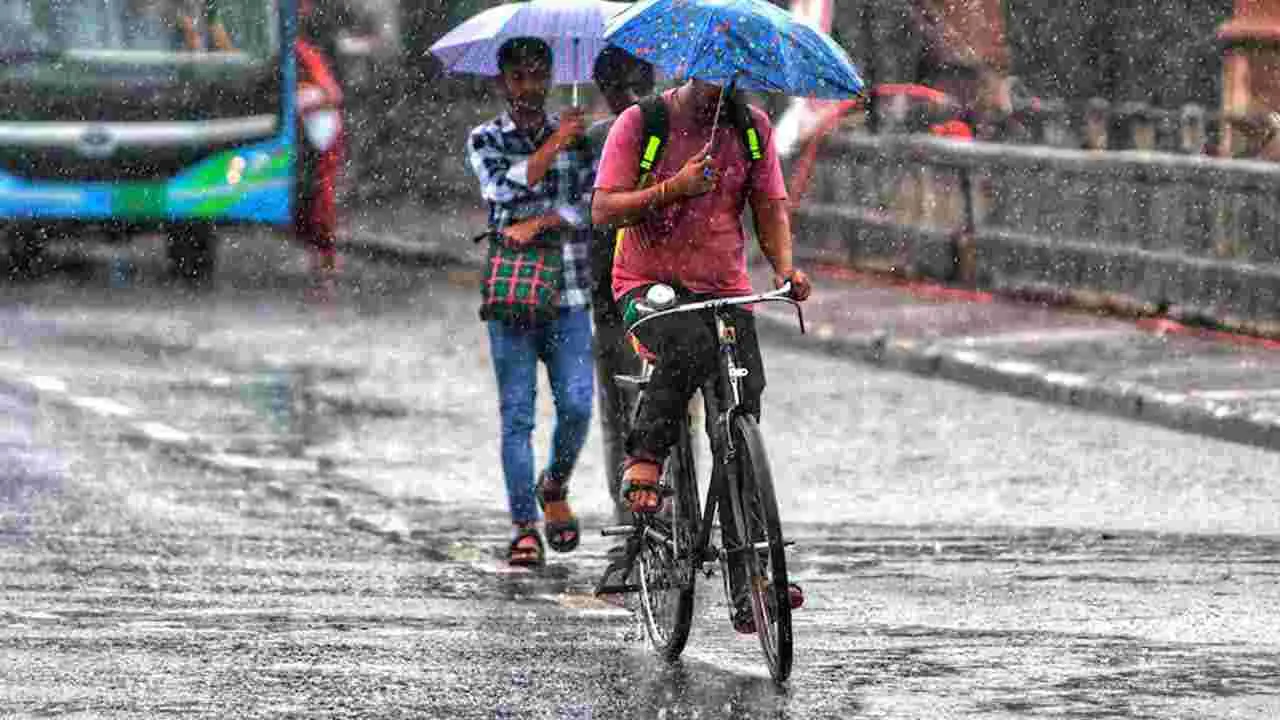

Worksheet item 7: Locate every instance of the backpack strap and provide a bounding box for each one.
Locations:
[636,95,669,187]
[727,95,763,163]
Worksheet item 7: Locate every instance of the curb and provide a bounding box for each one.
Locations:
[340,229,478,269]
[340,230,1280,454]
[755,313,1280,454]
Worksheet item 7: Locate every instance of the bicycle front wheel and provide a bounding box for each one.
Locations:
[728,414,793,682]
[637,423,699,660]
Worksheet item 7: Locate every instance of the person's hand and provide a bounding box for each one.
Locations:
[552,108,586,149]
[667,142,717,198]
[501,218,543,248]
[774,268,812,301]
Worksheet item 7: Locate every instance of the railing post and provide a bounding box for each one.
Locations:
[1083,98,1111,151]
[956,165,978,285]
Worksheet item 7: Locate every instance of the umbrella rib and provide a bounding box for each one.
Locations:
[683,6,721,83]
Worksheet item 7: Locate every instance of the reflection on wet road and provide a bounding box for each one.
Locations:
[1,242,1279,718]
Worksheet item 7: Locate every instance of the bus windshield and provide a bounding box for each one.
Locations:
[0,0,278,61]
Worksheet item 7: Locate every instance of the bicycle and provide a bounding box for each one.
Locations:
[593,282,806,682]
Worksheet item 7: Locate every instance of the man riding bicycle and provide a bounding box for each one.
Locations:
[591,77,812,633]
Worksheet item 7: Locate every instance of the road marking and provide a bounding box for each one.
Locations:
[68,396,136,417]
[26,375,68,393]
[539,592,631,617]
[956,327,1131,348]
[132,421,192,446]
[993,359,1042,376]
[1190,388,1280,401]
[1044,372,1091,388]
[196,453,317,474]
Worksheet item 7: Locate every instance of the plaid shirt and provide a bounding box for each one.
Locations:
[467,111,594,309]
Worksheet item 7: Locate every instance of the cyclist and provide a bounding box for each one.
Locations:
[591,77,811,632]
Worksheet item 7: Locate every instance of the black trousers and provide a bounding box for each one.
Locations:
[593,304,641,524]
[623,285,767,462]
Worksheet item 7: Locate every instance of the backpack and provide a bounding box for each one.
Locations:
[632,93,764,188]
[598,93,765,321]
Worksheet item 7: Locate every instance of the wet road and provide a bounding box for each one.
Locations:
[3,237,1280,718]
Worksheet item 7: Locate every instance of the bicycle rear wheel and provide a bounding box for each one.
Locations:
[637,421,699,660]
[727,414,793,682]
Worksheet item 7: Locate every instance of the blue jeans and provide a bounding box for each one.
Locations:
[487,308,594,524]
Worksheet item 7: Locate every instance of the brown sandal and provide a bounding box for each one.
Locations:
[536,472,579,553]
[622,458,663,514]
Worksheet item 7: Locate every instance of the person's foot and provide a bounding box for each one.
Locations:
[622,457,662,513]
[732,583,805,634]
[508,525,544,567]
[606,542,628,562]
[537,472,579,553]
[308,245,341,276]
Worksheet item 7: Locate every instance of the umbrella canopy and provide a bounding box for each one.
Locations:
[603,0,863,99]
[428,0,632,86]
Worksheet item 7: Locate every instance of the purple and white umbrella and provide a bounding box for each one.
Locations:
[428,0,632,102]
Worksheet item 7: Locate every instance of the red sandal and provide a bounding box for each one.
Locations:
[508,527,545,567]
[622,457,663,514]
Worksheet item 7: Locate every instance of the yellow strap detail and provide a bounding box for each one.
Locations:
[641,135,661,170]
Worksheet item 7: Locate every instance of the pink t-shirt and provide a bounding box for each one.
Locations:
[594,89,788,300]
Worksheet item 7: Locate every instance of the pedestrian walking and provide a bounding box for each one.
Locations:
[465,37,596,567]
[585,47,656,539]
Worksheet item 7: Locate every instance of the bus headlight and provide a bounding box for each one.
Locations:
[227,155,247,185]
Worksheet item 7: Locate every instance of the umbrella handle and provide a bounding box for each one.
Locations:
[705,74,738,165]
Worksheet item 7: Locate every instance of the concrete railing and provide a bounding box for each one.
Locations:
[795,132,1280,333]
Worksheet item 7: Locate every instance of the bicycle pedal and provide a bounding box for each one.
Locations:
[600,524,638,537]
[614,374,648,389]
[593,583,642,596]
[751,540,798,551]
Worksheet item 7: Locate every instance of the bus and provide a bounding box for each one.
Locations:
[0,0,300,282]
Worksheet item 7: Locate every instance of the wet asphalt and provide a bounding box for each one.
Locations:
[2,234,1280,719]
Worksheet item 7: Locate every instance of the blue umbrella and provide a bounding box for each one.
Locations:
[429,0,632,103]
[603,0,863,99]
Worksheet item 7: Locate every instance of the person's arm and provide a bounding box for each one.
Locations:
[751,194,812,300]
[520,108,585,189]
[748,111,812,299]
[467,125,570,245]
[592,144,716,227]
[467,126,531,210]
[178,15,203,50]
[297,40,343,111]
[499,214,566,247]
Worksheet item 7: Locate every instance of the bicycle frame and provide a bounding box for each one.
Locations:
[626,284,806,565]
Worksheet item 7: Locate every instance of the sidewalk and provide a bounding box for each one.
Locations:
[750,265,1280,452]
[339,202,1280,453]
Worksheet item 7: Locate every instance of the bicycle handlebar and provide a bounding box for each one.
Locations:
[629,283,807,336]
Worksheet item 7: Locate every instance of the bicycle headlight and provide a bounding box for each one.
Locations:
[645,284,676,310]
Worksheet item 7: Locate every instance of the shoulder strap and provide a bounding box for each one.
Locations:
[727,96,763,163]
[636,95,669,186]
